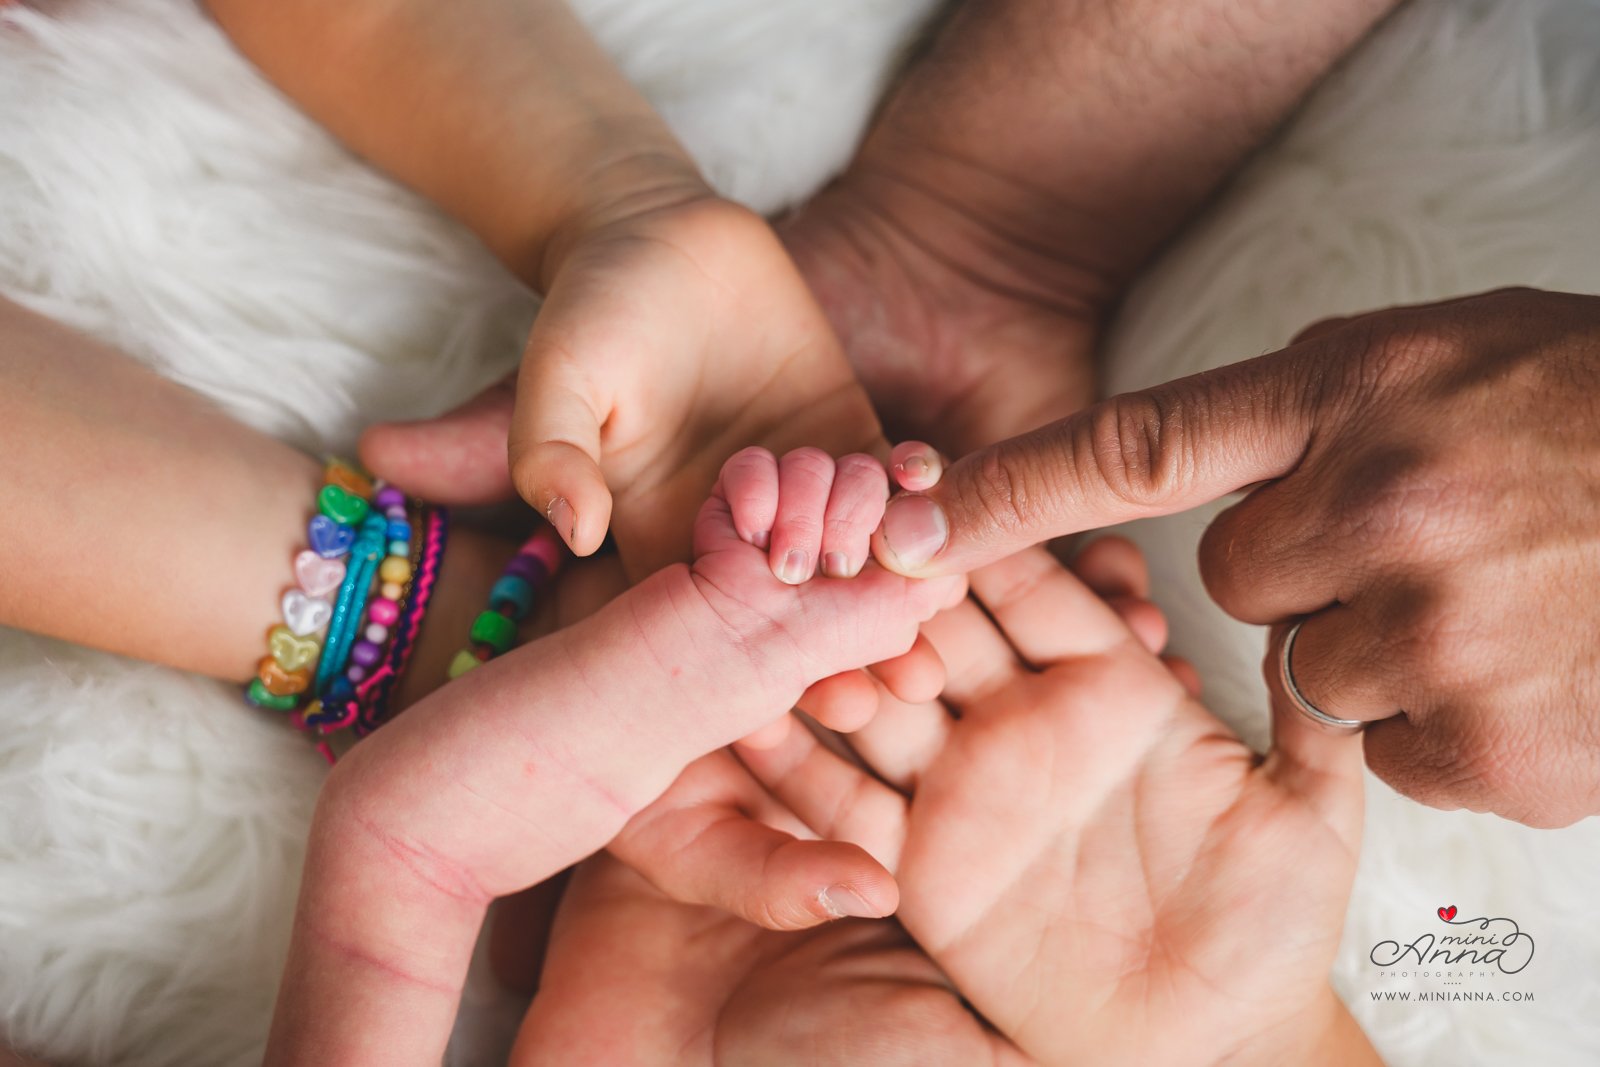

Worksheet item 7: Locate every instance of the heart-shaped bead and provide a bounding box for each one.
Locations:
[268,625,320,671]
[282,589,332,636]
[293,550,346,598]
[308,515,355,558]
[257,656,311,696]
[318,484,371,527]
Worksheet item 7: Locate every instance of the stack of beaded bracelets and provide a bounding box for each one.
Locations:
[446,524,564,679]
[246,459,449,763]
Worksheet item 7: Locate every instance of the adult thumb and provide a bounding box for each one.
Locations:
[359,378,518,505]
[872,348,1324,576]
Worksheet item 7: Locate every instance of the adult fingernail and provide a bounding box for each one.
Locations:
[777,549,810,585]
[821,885,879,920]
[822,551,851,578]
[880,495,948,570]
[547,496,576,547]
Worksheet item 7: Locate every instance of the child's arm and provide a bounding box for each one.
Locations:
[265,449,963,1065]
[200,0,887,577]
[0,295,505,691]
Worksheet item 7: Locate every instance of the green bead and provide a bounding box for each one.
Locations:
[447,649,483,679]
[318,484,370,526]
[246,678,298,711]
[469,610,516,655]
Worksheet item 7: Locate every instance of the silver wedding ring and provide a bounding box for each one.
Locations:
[1279,620,1365,732]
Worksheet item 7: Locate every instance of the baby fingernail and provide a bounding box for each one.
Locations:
[821,886,879,920]
[880,495,948,570]
[752,529,771,549]
[893,450,942,490]
[777,549,810,585]
[822,551,851,578]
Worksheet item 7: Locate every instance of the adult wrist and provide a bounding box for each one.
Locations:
[818,132,1127,322]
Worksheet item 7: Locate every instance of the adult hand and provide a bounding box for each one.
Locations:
[743,543,1378,1066]
[870,288,1600,827]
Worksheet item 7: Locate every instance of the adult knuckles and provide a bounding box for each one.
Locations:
[1083,391,1194,513]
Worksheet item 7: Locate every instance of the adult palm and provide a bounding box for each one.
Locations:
[741,547,1375,1066]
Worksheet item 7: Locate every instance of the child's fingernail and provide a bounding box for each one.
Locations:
[821,885,880,920]
[547,496,576,546]
[880,495,948,570]
[777,549,810,585]
[752,529,771,549]
[822,551,851,578]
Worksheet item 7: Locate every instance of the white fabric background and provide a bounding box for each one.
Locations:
[1,0,1597,1063]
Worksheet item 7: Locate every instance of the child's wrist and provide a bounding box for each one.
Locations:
[529,145,715,291]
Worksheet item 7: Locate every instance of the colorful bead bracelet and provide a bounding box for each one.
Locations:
[246,459,375,713]
[447,524,564,679]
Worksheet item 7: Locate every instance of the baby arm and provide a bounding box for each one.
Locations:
[267,449,961,1066]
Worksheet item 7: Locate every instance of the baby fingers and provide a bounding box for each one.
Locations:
[717,446,891,584]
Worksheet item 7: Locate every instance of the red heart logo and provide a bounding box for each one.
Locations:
[1438,905,1457,921]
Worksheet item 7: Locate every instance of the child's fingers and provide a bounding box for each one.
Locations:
[798,670,882,734]
[718,446,780,548]
[507,337,613,557]
[869,631,946,705]
[769,447,836,584]
[968,546,1132,666]
[736,722,909,872]
[819,453,890,578]
[889,441,944,492]
[1165,655,1203,697]
[1069,535,1151,599]
[839,686,953,792]
[1105,594,1169,655]
[736,712,796,750]
[924,596,1022,710]
[611,752,897,930]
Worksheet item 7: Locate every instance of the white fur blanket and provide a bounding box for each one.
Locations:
[1,0,1598,1063]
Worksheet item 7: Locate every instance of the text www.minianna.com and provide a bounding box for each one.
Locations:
[1369,991,1534,1002]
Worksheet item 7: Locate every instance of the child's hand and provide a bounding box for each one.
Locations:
[265,448,960,1066]
[507,853,1012,1067]
[360,198,887,579]
[740,542,1378,1067]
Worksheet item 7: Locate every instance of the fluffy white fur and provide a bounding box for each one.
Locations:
[0,0,1596,1063]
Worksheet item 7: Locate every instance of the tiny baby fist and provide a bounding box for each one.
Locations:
[718,447,890,584]
[693,450,960,691]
